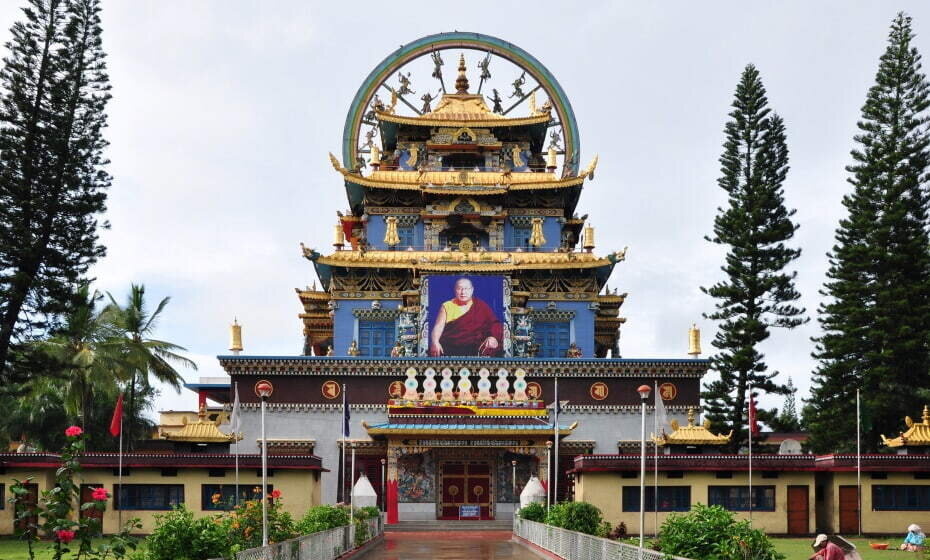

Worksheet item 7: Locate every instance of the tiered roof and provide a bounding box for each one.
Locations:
[652,407,732,447]
[882,405,930,448]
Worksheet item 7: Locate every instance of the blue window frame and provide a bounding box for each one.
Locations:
[397,226,415,248]
[359,320,395,357]
[708,486,775,511]
[622,486,691,512]
[114,484,183,510]
[535,321,570,358]
[202,484,273,510]
[873,485,930,511]
[512,227,531,249]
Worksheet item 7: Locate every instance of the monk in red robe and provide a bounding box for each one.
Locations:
[429,278,503,356]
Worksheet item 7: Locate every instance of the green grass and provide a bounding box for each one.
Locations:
[0,538,143,560]
[771,538,913,560]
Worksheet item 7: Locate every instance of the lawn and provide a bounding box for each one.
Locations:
[771,538,914,560]
[0,538,143,560]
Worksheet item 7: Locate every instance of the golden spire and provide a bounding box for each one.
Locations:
[688,324,701,356]
[583,223,595,252]
[384,216,400,247]
[547,146,557,170]
[529,217,546,248]
[333,222,345,249]
[455,54,469,94]
[229,318,243,355]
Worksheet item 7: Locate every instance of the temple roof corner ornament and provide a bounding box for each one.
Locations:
[882,405,930,447]
[582,155,599,180]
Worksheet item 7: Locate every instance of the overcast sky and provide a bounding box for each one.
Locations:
[3,1,930,416]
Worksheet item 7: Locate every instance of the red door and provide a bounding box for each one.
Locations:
[787,486,808,535]
[440,461,492,520]
[14,483,38,535]
[839,486,859,534]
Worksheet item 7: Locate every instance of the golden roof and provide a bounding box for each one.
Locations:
[882,406,930,447]
[161,403,240,443]
[376,93,551,128]
[653,408,732,447]
[304,247,625,272]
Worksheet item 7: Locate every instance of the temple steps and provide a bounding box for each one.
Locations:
[386,519,515,532]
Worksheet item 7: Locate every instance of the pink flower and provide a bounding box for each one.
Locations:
[271,489,282,499]
[64,426,83,437]
[91,487,109,501]
[56,530,75,544]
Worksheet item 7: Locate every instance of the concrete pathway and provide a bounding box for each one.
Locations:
[361,530,547,559]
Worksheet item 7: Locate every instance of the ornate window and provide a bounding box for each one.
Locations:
[397,226,414,248]
[535,321,570,358]
[359,320,396,357]
[512,227,531,249]
[708,486,775,511]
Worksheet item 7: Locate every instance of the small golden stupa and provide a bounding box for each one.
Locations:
[881,405,930,448]
[161,402,240,443]
[653,407,732,447]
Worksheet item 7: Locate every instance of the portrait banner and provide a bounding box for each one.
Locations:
[418,275,511,357]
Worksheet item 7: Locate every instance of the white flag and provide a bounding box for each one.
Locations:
[230,383,241,433]
[654,381,668,435]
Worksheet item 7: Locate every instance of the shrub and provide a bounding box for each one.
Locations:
[517,502,547,522]
[544,502,604,536]
[658,504,784,560]
[146,505,215,560]
[357,506,381,520]
[609,521,627,539]
[296,504,351,535]
[226,493,296,555]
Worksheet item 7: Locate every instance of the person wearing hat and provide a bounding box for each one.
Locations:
[810,534,844,560]
[901,524,925,551]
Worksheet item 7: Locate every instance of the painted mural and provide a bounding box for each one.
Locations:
[426,275,506,357]
[496,452,534,503]
[397,452,435,503]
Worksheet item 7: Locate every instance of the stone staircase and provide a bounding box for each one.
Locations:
[386,519,514,532]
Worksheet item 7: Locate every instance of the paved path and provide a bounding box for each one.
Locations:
[361,530,547,559]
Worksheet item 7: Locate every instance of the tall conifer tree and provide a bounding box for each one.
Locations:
[0,0,111,384]
[807,13,930,453]
[702,65,807,450]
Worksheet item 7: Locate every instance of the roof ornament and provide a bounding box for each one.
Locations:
[431,50,446,93]
[384,216,400,248]
[529,217,546,248]
[510,71,527,98]
[582,155,599,180]
[396,71,415,96]
[420,91,436,113]
[477,51,492,93]
[882,405,930,448]
[489,89,504,114]
[688,324,701,356]
[229,318,243,355]
[454,53,470,94]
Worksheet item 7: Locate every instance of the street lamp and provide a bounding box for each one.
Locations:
[545,441,553,511]
[381,458,387,514]
[256,380,274,548]
[512,459,518,514]
[637,384,651,554]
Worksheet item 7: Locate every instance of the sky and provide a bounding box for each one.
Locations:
[3,1,930,416]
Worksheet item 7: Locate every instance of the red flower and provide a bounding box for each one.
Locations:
[271,489,282,499]
[91,487,109,501]
[56,530,75,544]
[64,426,83,437]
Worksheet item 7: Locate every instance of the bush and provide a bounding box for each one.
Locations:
[517,502,547,522]
[296,504,351,535]
[146,505,225,560]
[658,504,784,560]
[357,506,381,520]
[544,502,604,536]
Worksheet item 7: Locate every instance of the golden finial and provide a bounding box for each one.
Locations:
[455,54,469,94]
[688,324,701,356]
[333,222,345,249]
[229,318,243,354]
[583,223,595,252]
[529,91,537,114]
[529,217,546,248]
[328,152,343,172]
[582,155,599,179]
[384,216,400,247]
[687,407,696,427]
[546,146,557,170]
[370,144,381,167]
[924,405,929,425]
[198,401,207,420]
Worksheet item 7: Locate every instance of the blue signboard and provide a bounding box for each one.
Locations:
[459,504,480,518]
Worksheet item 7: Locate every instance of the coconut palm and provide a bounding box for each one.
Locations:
[103,284,197,447]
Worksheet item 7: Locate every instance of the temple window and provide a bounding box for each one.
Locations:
[873,485,930,510]
[512,227,531,249]
[535,321,570,358]
[397,225,414,248]
[708,486,775,511]
[441,153,484,170]
[114,484,184,510]
[622,486,691,512]
[359,320,396,357]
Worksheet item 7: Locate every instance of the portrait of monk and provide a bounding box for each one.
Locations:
[429,277,503,356]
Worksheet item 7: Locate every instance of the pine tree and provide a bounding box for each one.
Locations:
[702,65,807,450]
[0,0,111,385]
[770,377,801,432]
[807,13,930,453]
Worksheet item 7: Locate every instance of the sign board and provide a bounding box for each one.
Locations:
[459,505,480,518]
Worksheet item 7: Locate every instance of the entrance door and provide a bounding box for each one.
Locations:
[440,461,492,520]
[13,483,38,534]
[839,486,859,534]
[787,486,808,535]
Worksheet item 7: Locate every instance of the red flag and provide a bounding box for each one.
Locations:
[110,393,123,437]
[748,392,760,436]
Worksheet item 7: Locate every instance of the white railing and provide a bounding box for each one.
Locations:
[236,516,383,560]
[513,517,692,560]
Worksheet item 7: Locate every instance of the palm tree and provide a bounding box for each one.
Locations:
[103,284,197,447]
[33,284,121,431]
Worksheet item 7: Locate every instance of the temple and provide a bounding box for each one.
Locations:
[218,33,706,523]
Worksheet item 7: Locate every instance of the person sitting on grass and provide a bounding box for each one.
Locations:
[901,524,925,552]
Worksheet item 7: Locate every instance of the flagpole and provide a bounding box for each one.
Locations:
[118,411,123,529]
[748,382,753,525]
[350,444,356,538]
[341,384,347,504]
[234,382,240,507]
[653,381,658,537]
[857,389,862,537]
[553,377,559,506]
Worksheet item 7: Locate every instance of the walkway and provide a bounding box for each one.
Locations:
[360,530,547,559]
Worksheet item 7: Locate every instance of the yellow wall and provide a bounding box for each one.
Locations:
[826,472,930,535]
[0,466,320,535]
[575,471,815,536]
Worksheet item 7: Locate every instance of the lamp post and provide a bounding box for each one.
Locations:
[512,459,518,514]
[545,441,552,511]
[381,458,387,514]
[256,380,274,548]
[637,384,651,555]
